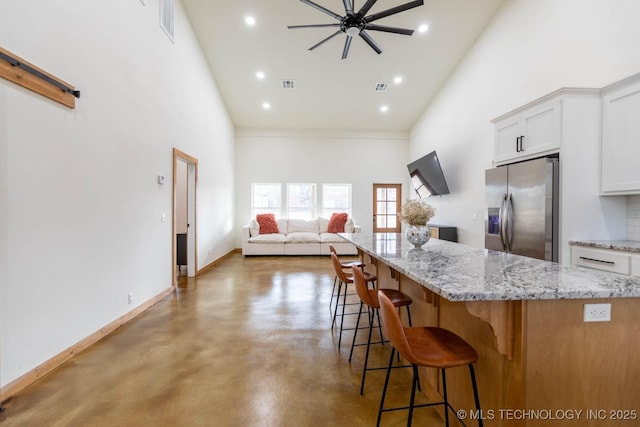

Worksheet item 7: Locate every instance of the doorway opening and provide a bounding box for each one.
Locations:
[172,148,198,288]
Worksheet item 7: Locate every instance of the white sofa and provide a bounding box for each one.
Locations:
[241,217,360,256]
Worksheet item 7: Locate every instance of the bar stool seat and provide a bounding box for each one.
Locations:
[377,291,483,427]
[330,252,376,350]
[349,266,413,395]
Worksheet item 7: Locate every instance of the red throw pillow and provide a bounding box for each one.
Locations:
[328,212,349,233]
[256,213,279,234]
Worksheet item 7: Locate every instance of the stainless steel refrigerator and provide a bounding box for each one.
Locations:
[485,156,559,261]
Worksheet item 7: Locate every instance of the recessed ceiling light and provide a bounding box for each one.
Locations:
[262,102,271,110]
[245,16,256,26]
[393,76,403,84]
[380,105,389,113]
[418,23,429,33]
[256,71,265,80]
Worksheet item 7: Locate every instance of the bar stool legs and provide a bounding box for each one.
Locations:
[376,291,482,427]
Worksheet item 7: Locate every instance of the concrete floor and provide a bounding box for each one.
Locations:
[0,254,446,426]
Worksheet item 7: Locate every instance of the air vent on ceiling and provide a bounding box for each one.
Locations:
[160,0,175,42]
[374,83,388,92]
[281,80,296,89]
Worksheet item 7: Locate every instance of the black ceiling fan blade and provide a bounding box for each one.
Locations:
[359,30,382,54]
[342,36,353,59]
[356,0,378,17]
[299,0,343,21]
[365,0,424,23]
[309,30,343,51]
[343,0,353,15]
[288,23,341,29]
[364,23,414,36]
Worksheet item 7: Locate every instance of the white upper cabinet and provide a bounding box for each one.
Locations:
[493,97,562,165]
[601,73,640,195]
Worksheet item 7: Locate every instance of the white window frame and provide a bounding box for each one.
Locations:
[286,183,317,219]
[251,183,282,218]
[321,184,352,218]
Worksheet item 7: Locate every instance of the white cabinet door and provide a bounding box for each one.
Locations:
[494,116,521,163]
[601,74,640,194]
[493,98,562,165]
[521,100,562,155]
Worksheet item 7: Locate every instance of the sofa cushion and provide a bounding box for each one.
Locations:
[248,233,286,244]
[328,212,349,233]
[320,232,347,243]
[256,213,279,234]
[286,232,320,243]
[287,218,319,233]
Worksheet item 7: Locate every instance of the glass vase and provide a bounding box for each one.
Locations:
[405,224,430,249]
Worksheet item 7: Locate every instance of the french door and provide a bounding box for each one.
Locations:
[373,184,401,233]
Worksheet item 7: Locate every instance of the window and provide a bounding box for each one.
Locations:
[251,183,282,218]
[322,184,351,218]
[287,183,316,219]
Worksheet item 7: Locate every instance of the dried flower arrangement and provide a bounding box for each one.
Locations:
[400,199,436,226]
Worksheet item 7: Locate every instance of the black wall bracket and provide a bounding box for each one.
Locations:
[0,51,80,98]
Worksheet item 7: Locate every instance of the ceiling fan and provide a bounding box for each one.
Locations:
[288,0,424,59]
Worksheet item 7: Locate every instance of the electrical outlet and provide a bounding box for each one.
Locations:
[584,303,611,322]
[128,293,134,305]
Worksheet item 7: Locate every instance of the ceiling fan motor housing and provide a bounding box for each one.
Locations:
[341,15,365,36]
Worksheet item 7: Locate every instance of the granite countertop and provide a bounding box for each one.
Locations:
[569,240,640,253]
[339,232,640,302]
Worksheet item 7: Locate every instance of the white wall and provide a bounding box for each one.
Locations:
[235,129,409,238]
[410,0,640,260]
[0,0,235,387]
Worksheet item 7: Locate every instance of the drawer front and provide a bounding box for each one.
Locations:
[430,228,440,239]
[571,247,630,274]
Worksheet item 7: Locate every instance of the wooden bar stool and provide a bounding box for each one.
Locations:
[376,291,483,427]
[330,252,376,350]
[328,244,364,312]
[349,266,413,395]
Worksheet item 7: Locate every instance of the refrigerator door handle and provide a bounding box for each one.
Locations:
[506,192,514,250]
[499,193,508,250]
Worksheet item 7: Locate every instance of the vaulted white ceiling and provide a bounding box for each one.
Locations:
[182,0,505,131]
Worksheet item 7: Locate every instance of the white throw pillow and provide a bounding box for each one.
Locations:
[318,217,329,233]
[277,218,288,234]
[249,219,259,237]
[344,218,355,233]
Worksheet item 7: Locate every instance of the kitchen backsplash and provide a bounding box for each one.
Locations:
[629,196,640,241]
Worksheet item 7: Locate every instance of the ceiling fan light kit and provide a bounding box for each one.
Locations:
[288,0,424,59]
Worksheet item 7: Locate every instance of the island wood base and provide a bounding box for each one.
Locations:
[369,259,640,426]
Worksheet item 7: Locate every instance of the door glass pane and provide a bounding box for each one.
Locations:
[386,201,396,213]
[387,216,397,228]
[377,202,387,214]
[377,188,386,200]
[376,216,387,228]
[388,189,397,201]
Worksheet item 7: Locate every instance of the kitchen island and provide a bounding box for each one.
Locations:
[340,232,640,426]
